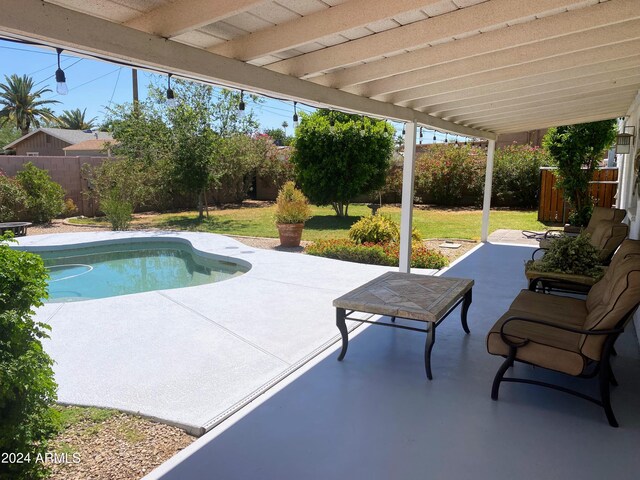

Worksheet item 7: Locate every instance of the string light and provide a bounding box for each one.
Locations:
[55,48,68,95]
[419,126,423,144]
[433,131,437,142]
[166,73,176,107]
[444,133,448,144]
[238,90,245,118]
[401,123,406,135]
[292,101,299,128]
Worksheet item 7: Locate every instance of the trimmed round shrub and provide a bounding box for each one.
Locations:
[349,214,422,244]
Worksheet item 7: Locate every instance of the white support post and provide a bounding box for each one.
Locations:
[399,122,417,273]
[481,139,497,242]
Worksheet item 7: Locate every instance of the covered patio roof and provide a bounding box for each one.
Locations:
[3,0,639,137]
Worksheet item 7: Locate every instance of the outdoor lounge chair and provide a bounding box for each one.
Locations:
[541,206,627,241]
[488,239,640,427]
[533,211,629,265]
[527,237,640,294]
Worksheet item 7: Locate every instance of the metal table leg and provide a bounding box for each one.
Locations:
[336,307,348,361]
[424,322,436,380]
[460,289,472,334]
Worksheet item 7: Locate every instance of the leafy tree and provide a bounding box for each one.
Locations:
[0,123,20,149]
[56,108,97,130]
[0,74,59,136]
[264,127,293,146]
[543,119,617,226]
[170,96,218,218]
[292,110,394,216]
[0,234,59,480]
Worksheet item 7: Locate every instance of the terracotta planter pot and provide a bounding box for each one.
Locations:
[277,223,304,247]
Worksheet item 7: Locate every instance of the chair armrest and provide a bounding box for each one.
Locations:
[543,229,564,239]
[499,315,624,348]
[531,247,547,261]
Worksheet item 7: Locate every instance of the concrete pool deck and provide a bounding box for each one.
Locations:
[17,231,443,435]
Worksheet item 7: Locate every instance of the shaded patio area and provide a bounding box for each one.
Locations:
[147,243,640,480]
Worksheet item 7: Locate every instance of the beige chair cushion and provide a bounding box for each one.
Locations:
[487,290,587,375]
[582,261,640,360]
[584,207,627,236]
[589,222,629,262]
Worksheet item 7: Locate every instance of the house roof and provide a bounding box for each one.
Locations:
[4,128,113,150]
[2,0,639,137]
[62,138,114,151]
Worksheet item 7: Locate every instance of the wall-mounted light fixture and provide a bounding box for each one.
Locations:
[616,125,635,154]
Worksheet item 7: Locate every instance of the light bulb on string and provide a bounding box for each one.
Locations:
[292,101,299,128]
[238,90,246,118]
[55,48,68,95]
[166,74,177,108]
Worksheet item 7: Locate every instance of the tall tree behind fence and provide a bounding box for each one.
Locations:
[538,167,618,223]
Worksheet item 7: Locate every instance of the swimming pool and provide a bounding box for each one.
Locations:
[28,241,249,302]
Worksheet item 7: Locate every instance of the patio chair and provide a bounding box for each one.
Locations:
[487,240,640,427]
[527,237,640,294]
[541,206,627,242]
[532,218,629,265]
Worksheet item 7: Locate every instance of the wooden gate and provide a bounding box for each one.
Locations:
[537,167,618,223]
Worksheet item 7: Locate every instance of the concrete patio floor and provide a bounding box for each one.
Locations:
[146,243,640,480]
[18,231,438,435]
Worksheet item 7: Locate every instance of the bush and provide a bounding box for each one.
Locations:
[83,159,171,228]
[0,234,59,480]
[349,215,422,244]
[15,163,65,223]
[274,181,311,224]
[532,233,602,277]
[414,145,485,206]
[306,239,393,265]
[492,145,551,208]
[306,239,448,269]
[101,196,134,231]
[62,198,78,217]
[0,172,27,222]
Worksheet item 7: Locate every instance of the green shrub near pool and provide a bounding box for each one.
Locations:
[305,239,448,270]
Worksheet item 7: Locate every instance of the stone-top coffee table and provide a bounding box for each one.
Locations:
[333,272,473,380]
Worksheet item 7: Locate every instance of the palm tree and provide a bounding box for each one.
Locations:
[0,74,59,136]
[282,120,289,135]
[57,108,97,130]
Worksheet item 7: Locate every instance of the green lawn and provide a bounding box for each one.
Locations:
[71,204,549,241]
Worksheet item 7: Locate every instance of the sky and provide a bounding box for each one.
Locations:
[0,38,460,142]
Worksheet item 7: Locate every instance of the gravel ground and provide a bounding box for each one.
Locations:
[49,412,194,480]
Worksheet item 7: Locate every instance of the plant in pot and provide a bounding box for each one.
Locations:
[526,233,605,280]
[275,181,312,247]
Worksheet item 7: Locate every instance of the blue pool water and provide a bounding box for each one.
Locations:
[33,241,249,302]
